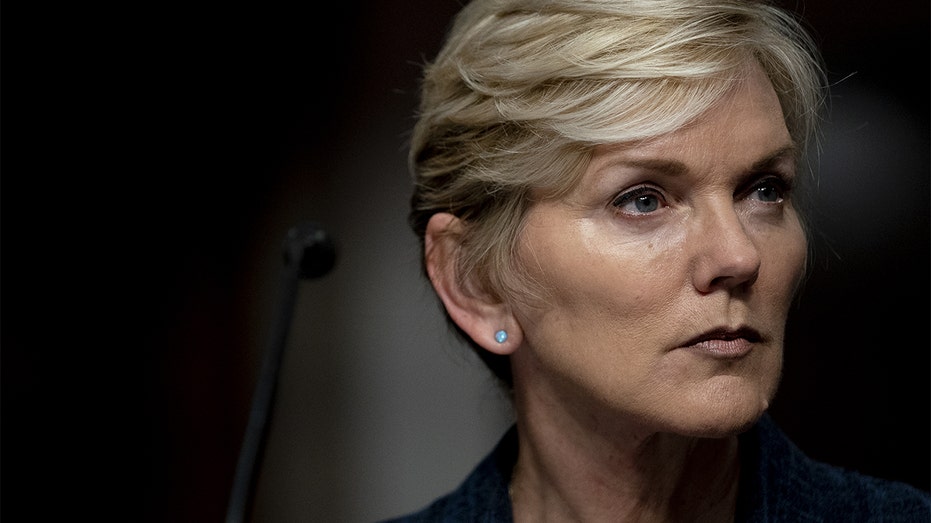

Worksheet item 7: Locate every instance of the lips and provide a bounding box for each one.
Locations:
[679,326,762,358]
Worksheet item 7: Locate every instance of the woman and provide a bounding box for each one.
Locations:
[390,0,931,520]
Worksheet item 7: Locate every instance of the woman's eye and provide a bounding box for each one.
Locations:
[748,177,789,203]
[612,187,665,214]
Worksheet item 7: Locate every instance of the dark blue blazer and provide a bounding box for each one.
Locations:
[384,414,930,522]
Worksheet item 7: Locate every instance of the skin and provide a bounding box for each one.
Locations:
[511,62,805,441]
[426,61,807,522]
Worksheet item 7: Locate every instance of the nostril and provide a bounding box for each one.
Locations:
[706,269,759,294]
[693,240,762,294]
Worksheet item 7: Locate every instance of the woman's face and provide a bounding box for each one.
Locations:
[510,64,806,437]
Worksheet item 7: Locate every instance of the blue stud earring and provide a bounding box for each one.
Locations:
[495,330,508,343]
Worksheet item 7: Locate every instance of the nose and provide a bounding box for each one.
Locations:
[690,202,761,294]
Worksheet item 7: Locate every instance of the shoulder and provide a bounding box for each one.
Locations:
[378,426,517,523]
[788,456,931,521]
[739,414,931,522]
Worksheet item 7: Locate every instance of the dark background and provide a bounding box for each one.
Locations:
[3,1,928,521]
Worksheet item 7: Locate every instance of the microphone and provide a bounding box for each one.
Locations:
[225,221,337,523]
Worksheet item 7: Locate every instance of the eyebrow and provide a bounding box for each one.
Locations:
[749,145,798,172]
[599,143,798,177]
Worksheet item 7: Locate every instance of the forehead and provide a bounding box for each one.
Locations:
[586,63,793,178]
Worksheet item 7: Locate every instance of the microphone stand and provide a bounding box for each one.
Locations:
[225,222,337,523]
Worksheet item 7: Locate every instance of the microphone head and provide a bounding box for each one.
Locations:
[283,221,337,279]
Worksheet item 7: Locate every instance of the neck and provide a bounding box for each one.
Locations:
[509,390,742,523]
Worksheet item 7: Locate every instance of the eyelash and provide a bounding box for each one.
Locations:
[611,186,665,215]
[747,175,793,203]
[610,174,794,215]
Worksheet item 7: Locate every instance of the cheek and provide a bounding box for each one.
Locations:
[516,222,682,340]
[755,217,808,315]
[512,243,677,403]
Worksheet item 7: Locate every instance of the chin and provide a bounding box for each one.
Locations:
[670,381,774,438]
[689,408,765,439]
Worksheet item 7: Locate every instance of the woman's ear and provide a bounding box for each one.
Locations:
[425,212,521,355]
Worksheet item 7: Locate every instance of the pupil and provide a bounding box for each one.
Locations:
[636,195,656,212]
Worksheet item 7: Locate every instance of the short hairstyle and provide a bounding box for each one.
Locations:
[408,0,827,387]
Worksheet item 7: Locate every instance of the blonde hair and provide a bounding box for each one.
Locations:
[408,0,827,384]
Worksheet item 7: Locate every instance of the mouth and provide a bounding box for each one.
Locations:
[678,326,762,359]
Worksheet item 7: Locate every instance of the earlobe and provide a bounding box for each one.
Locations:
[488,327,520,355]
[425,212,520,356]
